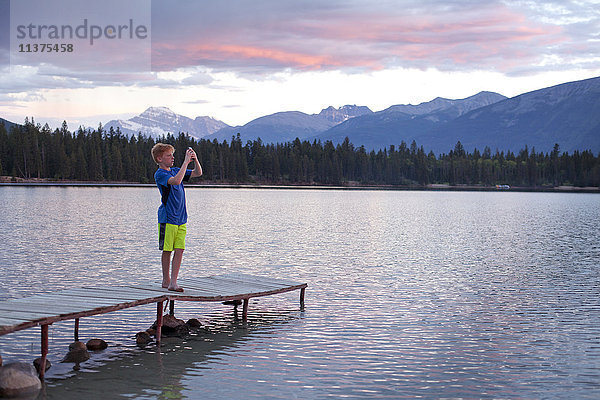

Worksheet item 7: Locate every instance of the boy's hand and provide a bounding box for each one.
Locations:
[188,147,202,177]
[184,148,194,164]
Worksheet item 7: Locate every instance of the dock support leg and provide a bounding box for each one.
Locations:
[74,318,79,341]
[156,301,163,346]
[242,298,249,321]
[300,288,305,309]
[169,300,175,316]
[39,324,49,380]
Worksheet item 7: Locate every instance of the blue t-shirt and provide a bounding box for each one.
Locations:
[154,167,192,225]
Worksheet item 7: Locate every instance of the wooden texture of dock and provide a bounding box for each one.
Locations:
[0,273,307,379]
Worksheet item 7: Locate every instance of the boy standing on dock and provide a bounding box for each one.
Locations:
[151,144,202,292]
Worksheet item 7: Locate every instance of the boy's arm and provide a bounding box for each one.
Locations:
[167,149,193,185]
[191,152,203,178]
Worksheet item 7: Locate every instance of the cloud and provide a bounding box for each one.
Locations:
[0,63,215,94]
[183,99,210,104]
[3,0,598,97]
[181,71,214,85]
[149,0,578,75]
[0,64,159,95]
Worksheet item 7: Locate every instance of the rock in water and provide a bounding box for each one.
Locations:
[136,331,153,346]
[0,362,42,398]
[62,341,90,363]
[33,358,51,374]
[151,315,190,337]
[68,341,87,352]
[161,315,186,329]
[86,339,108,351]
[186,318,202,328]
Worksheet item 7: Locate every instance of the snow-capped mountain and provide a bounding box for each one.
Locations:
[99,76,600,153]
[104,107,229,139]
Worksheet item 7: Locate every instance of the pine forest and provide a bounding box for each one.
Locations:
[1,119,599,188]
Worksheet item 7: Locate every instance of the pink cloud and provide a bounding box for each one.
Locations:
[151,2,567,74]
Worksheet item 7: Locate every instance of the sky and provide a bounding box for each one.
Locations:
[1,0,600,129]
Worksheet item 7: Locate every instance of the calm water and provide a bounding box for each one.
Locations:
[0,186,599,399]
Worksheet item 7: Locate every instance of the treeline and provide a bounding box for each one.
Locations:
[1,118,599,187]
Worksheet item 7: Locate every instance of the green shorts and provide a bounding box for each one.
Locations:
[158,223,186,251]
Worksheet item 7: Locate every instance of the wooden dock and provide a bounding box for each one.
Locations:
[0,273,307,379]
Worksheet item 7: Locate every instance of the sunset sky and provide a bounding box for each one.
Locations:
[1,0,600,129]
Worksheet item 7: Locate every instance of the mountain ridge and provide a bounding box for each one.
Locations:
[422,76,600,153]
[104,106,229,139]
[4,76,599,154]
[312,91,508,150]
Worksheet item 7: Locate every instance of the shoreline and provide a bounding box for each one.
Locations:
[1,178,599,193]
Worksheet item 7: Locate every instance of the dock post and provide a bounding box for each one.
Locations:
[74,318,79,341]
[169,300,175,316]
[156,301,163,346]
[242,298,249,321]
[39,324,49,380]
[300,288,305,309]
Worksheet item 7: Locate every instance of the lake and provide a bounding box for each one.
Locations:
[0,186,599,399]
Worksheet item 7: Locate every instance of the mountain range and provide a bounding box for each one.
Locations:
[314,91,507,151]
[204,105,373,144]
[3,76,599,154]
[105,76,600,153]
[104,106,228,139]
[422,77,600,153]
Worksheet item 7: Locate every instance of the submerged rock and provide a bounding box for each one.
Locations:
[0,362,41,398]
[62,341,90,363]
[186,318,202,328]
[33,358,51,374]
[136,331,153,346]
[86,339,108,351]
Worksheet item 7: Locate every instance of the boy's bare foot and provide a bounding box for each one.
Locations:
[162,281,170,289]
[168,285,184,292]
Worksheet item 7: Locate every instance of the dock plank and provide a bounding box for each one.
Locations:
[175,282,255,295]
[0,297,124,310]
[187,277,282,290]
[0,313,40,323]
[180,278,279,294]
[223,272,303,287]
[53,289,160,302]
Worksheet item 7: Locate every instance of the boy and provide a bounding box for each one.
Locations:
[151,143,202,292]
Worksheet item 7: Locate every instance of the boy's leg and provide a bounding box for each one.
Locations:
[167,224,186,292]
[159,223,175,288]
[169,248,184,291]
[161,251,172,288]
